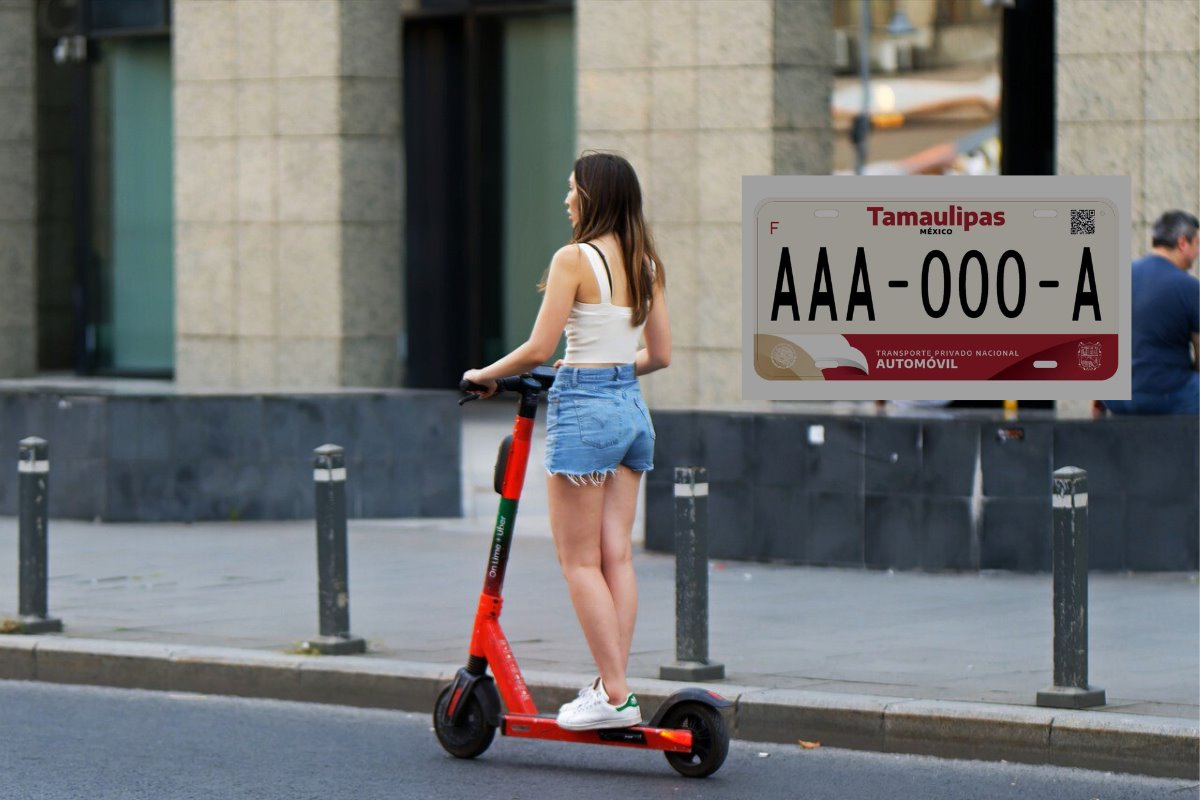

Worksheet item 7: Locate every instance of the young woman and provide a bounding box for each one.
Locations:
[462,152,671,730]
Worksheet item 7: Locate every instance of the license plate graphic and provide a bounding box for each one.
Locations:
[742,176,1131,401]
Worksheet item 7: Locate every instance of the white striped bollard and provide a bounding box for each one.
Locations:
[301,444,366,655]
[11,437,63,634]
[1036,466,1105,708]
[660,467,724,681]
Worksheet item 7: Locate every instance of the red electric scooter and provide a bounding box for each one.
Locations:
[434,367,730,778]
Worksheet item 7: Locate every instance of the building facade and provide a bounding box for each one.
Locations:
[0,0,1197,410]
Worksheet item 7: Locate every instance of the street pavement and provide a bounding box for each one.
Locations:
[0,399,1196,778]
[2,681,1194,800]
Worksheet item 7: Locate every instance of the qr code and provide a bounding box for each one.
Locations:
[1071,209,1096,235]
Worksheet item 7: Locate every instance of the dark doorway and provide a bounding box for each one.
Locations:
[401,0,573,390]
[35,0,175,376]
[999,0,1055,175]
[402,12,503,390]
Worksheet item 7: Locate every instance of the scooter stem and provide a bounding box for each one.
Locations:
[482,413,534,598]
[467,392,542,715]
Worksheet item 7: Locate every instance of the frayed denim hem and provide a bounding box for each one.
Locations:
[546,468,618,487]
[545,464,654,485]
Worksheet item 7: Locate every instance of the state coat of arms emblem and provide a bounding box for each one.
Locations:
[1077,341,1102,371]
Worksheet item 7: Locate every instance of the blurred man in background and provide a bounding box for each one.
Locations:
[1104,210,1200,415]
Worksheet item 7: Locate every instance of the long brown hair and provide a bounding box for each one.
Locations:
[569,152,665,326]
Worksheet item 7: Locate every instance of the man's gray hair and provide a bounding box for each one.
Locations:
[1151,210,1200,249]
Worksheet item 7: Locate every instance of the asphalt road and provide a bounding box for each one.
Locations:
[0,680,1194,800]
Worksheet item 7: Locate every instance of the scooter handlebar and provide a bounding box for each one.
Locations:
[456,375,519,405]
[457,378,491,405]
[458,368,557,404]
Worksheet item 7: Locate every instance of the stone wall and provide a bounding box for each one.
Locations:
[1056,0,1200,260]
[173,0,404,389]
[575,0,833,408]
[0,0,37,378]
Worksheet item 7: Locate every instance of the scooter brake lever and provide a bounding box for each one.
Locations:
[458,393,480,406]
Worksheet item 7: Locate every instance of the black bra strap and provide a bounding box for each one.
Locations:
[582,242,613,295]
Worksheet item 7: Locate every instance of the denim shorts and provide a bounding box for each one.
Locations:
[544,364,656,483]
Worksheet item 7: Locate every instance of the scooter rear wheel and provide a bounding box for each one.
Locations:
[434,685,496,759]
[660,701,729,778]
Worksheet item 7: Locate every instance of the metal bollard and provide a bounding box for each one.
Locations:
[1036,466,1105,708]
[12,437,63,634]
[660,467,724,681]
[301,445,366,655]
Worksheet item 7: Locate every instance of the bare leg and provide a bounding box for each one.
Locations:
[600,466,642,670]
[548,473,630,702]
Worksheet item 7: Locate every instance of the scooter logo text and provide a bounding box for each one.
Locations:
[489,516,507,579]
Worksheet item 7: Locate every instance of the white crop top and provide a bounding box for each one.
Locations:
[562,243,647,364]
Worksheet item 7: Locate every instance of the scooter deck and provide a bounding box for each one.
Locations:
[501,713,694,753]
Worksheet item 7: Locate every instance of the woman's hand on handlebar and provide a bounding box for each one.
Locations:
[461,369,498,399]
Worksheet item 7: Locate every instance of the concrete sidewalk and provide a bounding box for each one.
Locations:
[0,401,1197,778]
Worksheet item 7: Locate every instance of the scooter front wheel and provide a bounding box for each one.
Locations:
[434,685,496,759]
[660,702,729,778]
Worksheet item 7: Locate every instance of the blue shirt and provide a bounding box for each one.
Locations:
[1129,254,1200,395]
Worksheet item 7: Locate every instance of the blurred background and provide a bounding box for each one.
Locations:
[0,0,1195,408]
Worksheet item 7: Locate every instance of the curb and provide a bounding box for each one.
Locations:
[0,636,1195,780]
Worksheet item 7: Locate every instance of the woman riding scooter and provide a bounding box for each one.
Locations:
[463,151,671,730]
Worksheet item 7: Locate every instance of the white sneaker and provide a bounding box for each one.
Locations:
[556,680,642,730]
[557,676,601,716]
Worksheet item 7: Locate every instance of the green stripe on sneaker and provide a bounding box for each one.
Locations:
[614,694,639,711]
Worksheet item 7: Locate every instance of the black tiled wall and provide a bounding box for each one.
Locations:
[0,390,460,522]
[647,411,1198,572]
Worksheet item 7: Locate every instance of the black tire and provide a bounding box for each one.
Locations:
[433,685,496,759]
[661,702,729,778]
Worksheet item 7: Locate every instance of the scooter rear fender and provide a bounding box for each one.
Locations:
[648,687,734,727]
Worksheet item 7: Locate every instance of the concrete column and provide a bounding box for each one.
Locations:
[173,0,239,386]
[0,0,37,377]
[174,0,403,389]
[1056,0,1200,263]
[1046,0,1198,417]
[337,0,404,387]
[576,0,832,407]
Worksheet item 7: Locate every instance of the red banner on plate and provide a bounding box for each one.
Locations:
[820,334,1118,380]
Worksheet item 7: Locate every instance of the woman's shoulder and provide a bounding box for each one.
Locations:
[545,244,588,286]
[551,243,586,270]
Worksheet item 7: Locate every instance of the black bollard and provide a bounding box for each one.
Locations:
[13,437,62,634]
[660,467,724,681]
[1036,467,1105,708]
[301,445,365,655]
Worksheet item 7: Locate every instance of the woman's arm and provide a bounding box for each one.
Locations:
[635,281,671,376]
[463,245,581,392]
